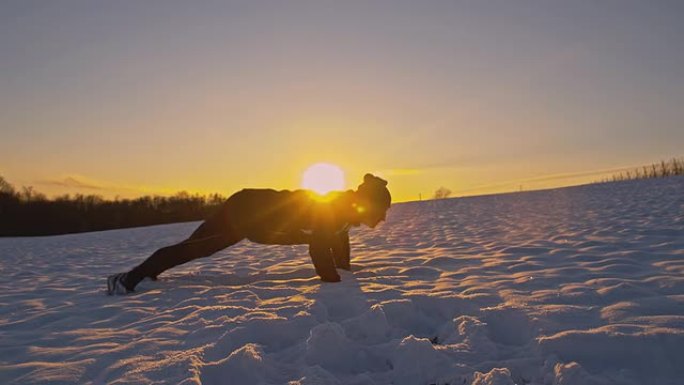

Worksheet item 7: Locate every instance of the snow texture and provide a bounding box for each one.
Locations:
[1,176,683,385]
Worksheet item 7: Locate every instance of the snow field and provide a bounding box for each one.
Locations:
[0,176,683,384]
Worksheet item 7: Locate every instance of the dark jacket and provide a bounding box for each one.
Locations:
[209,188,355,281]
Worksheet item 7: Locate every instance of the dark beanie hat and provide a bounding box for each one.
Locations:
[357,174,391,209]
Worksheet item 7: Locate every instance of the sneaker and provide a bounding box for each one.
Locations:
[107,272,134,295]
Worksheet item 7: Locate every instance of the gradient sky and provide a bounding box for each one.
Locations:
[2,1,683,202]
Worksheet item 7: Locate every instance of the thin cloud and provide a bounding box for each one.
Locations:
[515,166,636,184]
[40,175,105,190]
[382,168,423,176]
[37,174,193,198]
[454,165,638,194]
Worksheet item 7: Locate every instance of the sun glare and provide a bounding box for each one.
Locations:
[301,163,345,195]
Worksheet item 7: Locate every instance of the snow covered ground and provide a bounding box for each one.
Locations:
[1,177,683,385]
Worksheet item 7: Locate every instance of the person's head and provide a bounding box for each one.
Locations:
[353,173,391,228]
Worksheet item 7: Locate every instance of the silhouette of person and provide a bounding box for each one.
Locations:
[107,174,391,294]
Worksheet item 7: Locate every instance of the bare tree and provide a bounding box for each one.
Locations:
[433,187,452,199]
[21,186,35,202]
[0,176,16,195]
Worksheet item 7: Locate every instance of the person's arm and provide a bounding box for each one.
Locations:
[331,231,350,270]
[308,230,341,282]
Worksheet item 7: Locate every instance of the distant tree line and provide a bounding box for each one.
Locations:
[598,157,684,183]
[0,176,226,237]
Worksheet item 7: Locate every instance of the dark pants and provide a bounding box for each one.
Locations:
[126,216,241,289]
[124,208,348,290]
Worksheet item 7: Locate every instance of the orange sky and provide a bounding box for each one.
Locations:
[2,2,683,202]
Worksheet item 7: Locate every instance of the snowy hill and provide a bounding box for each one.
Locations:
[1,177,683,385]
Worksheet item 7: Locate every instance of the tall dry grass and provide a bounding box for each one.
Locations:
[599,157,684,183]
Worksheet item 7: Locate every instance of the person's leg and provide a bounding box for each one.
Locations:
[121,204,241,290]
[331,232,351,270]
[309,237,341,282]
[122,233,240,291]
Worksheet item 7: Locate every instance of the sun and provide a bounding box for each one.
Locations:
[301,163,346,195]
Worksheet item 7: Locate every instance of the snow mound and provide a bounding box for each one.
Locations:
[550,361,609,385]
[342,304,390,343]
[390,335,452,385]
[200,343,269,385]
[437,315,496,354]
[288,365,341,385]
[305,322,357,372]
[471,368,515,385]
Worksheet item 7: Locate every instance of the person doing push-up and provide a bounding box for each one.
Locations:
[107,174,391,294]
